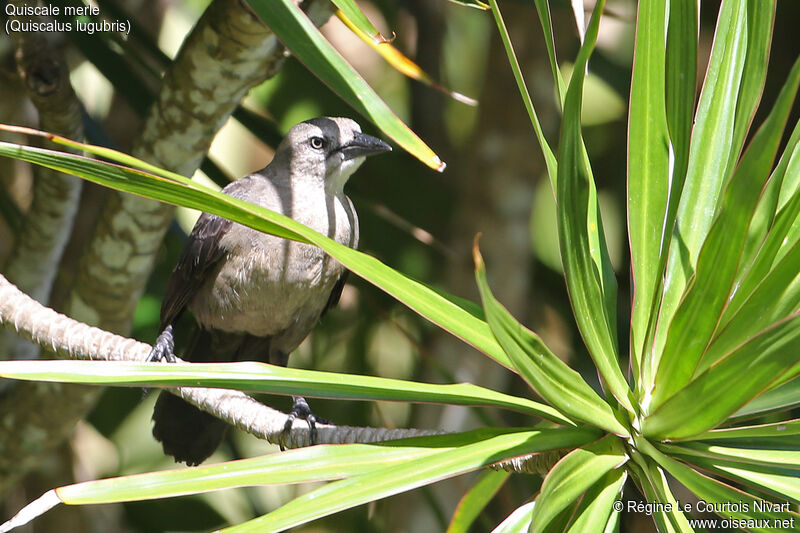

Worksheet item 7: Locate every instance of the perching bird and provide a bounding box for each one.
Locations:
[147,117,391,465]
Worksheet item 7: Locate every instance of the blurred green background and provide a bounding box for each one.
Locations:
[1,0,799,531]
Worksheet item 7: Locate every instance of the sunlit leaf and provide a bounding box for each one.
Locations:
[531,435,627,532]
[336,10,477,106]
[475,244,628,435]
[246,0,445,171]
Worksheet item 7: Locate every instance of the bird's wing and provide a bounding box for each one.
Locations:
[159,212,232,329]
[320,270,350,319]
[160,178,261,328]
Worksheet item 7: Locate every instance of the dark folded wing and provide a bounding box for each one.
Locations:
[159,212,232,329]
[320,270,349,319]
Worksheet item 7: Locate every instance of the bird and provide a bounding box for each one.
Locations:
[146,117,391,465]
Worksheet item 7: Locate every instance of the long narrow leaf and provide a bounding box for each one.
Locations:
[0,360,570,423]
[628,455,693,532]
[682,419,800,444]
[738,111,800,278]
[336,10,477,106]
[650,0,749,382]
[247,0,444,171]
[488,0,557,184]
[732,379,800,420]
[703,236,800,372]
[640,438,799,528]
[491,502,535,533]
[639,0,699,393]
[660,441,800,471]
[650,45,800,409]
[0,430,539,532]
[0,139,513,370]
[566,468,627,533]
[556,0,632,412]
[726,1,775,177]
[446,470,510,533]
[627,0,670,378]
[221,427,599,532]
[663,447,800,504]
[643,313,800,440]
[475,245,628,435]
[531,435,627,532]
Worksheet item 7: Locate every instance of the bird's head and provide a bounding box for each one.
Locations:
[278,117,392,193]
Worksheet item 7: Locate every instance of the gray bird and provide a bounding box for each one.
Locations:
[147,117,391,465]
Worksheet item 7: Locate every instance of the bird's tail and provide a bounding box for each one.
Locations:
[152,391,228,466]
[150,326,238,466]
[150,327,276,465]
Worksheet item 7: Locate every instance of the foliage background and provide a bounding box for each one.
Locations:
[1,0,799,531]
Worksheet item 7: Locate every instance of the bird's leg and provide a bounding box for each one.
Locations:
[147,325,177,363]
[281,396,331,450]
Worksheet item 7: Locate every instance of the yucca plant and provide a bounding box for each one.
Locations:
[1,0,799,531]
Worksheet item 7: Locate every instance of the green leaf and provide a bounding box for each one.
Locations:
[491,502,535,533]
[331,0,388,43]
[488,0,557,185]
[566,468,627,533]
[639,0,699,396]
[531,0,567,107]
[627,455,693,533]
[660,441,800,471]
[738,113,800,278]
[663,0,697,223]
[445,470,509,533]
[531,435,627,532]
[0,137,512,370]
[246,0,444,171]
[726,1,775,176]
[682,419,800,444]
[57,439,453,504]
[664,444,800,505]
[0,360,571,424]
[650,42,800,409]
[448,0,490,9]
[703,237,800,372]
[651,0,749,379]
[221,427,599,532]
[627,0,670,379]
[643,313,800,440]
[720,66,800,326]
[640,438,800,528]
[555,0,632,412]
[732,379,800,420]
[474,246,628,435]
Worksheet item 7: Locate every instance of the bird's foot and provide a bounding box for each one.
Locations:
[281,396,328,450]
[147,325,177,363]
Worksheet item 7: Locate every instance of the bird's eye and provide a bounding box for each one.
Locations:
[310,136,325,150]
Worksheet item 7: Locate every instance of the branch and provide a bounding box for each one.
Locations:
[0,273,440,448]
[0,273,550,474]
[0,0,83,357]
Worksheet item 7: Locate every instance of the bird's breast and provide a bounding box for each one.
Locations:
[188,192,356,339]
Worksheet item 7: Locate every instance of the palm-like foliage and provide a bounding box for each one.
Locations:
[1,0,799,531]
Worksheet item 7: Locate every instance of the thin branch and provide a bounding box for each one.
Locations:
[0,273,548,474]
[0,273,441,447]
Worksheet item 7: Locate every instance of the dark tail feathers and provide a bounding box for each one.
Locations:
[152,391,228,466]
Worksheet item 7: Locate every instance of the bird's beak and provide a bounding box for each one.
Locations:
[337,132,392,161]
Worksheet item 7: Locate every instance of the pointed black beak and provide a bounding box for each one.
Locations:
[337,132,392,161]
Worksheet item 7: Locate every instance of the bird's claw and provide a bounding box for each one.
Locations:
[281,396,327,451]
[147,325,177,363]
